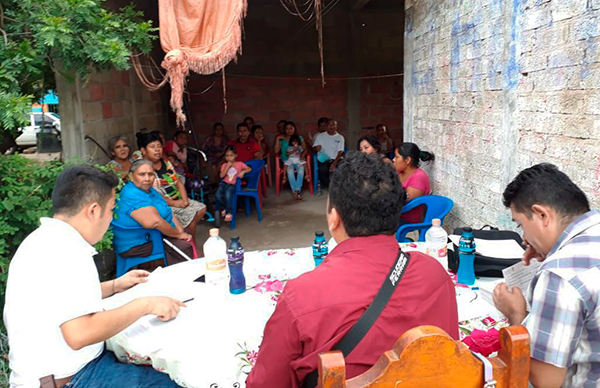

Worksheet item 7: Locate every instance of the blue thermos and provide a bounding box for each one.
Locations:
[227,236,246,294]
[457,227,476,286]
[312,231,328,267]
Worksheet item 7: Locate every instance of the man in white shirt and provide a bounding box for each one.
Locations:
[4,166,184,388]
[313,118,345,190]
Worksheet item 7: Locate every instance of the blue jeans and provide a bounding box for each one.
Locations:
[67,349,178,388]
[286,164,305,193]
[216,181,236,214]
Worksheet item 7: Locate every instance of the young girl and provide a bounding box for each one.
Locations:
[282,134,307,200]
[217,145,252,222]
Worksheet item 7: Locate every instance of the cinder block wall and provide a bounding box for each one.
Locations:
[404,0,600,230]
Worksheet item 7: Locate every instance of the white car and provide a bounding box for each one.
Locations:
[15,112,61,148]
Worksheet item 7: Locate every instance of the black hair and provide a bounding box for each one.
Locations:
[376,123,385,130]
[278,119,286,126]
[244,116,254,122]
[136,132,163,149]
[251,125,263,134]
[395,142,434,168]
[149,130,163,138]
[174,130,186,138]
[329,151,405,237]
[503,163,590,219]
[357,135,382,153]
[52,165,119,217]
[318,117,329,126]
[236,123,249,131]
[289,134,301,146]
[213,122,224,129]
[224,145,237,155]
[284,121,297,131]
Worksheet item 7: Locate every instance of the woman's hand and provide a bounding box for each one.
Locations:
[172,199,187,208]
[177,232,192,241]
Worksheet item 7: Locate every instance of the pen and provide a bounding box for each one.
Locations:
[182,298,194,303]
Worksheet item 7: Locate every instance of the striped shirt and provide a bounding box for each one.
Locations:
[524,210,600,388]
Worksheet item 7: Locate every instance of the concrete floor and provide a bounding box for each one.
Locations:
[196,186,332,253]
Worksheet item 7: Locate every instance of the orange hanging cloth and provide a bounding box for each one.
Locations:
[158,0,247,126]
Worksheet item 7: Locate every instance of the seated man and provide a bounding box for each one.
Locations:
[246,152,458,388]
[493,163,600,388]
[4,166,184,388]
[228,122,262,163]
[307,116,329,148]
[313,118,344,190]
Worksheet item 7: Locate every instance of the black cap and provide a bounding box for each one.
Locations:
[315,231,324,236]
[231,236,240,241]
[463,227,473,232]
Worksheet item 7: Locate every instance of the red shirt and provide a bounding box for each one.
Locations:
[228,138,260,162]
[246,235,458,388]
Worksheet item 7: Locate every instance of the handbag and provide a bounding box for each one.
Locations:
[304,250,411,388]
[447,225,525,278]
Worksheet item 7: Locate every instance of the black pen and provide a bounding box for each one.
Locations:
[182,298,194,303]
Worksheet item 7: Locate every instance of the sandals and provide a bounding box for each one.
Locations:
[224,214,233,222]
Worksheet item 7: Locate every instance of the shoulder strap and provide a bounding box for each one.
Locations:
[304,250,411,388]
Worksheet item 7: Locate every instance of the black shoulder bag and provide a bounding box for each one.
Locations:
[304,250,411,388]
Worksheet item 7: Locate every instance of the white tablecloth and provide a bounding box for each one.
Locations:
[103,245,506,388]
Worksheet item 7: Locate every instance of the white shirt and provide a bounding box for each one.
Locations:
[4,218,104,388]
[313,132,344,161]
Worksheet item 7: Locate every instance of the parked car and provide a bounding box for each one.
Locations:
[15,112,61,148]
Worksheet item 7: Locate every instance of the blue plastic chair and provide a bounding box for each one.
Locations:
[112,223,167,277]
[395,195,454,242]
[230,159,265,230]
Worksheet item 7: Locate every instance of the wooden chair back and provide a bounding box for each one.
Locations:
[318,325,530,388]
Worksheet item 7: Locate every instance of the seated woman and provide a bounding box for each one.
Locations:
[202,122,229,183]
[114,159,195,270]
[251,124,270,160]
[357,135,393,165]
[106,135,132,180]
[393,142,434,223]
[136,132,206,252]
[274,121,310,200]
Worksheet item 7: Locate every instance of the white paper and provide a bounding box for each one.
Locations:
[502,260,541,294]
[448,235,525,259]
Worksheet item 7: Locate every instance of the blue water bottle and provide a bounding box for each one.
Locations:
[227,236,246,294]
[312,231,328,267]
[457,227,476,286]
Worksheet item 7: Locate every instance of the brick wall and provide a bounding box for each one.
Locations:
[405,0,600,230]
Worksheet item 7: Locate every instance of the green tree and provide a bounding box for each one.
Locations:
[0,0,156,152]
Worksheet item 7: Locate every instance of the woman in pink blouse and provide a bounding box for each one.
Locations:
[393,142,435,223]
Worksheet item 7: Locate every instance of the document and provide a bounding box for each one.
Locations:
[502,260,541,296]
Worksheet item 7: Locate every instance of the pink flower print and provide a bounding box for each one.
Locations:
[258,274,272,280]
[247,350,258,365]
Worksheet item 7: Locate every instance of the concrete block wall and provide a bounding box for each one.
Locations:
[405,0,600,231]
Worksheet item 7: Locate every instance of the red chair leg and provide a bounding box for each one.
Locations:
[267,157,273,188]
[275,156,282,196]
[260,169,268,198]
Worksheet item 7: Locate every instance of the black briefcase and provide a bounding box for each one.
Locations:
[447,225,525,278]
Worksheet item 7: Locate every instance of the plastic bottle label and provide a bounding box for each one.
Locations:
[428,245,447,258]
[207,257,227,271]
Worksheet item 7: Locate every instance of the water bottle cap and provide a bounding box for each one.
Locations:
[463,227,473,233]
[209,228,219,237]
[315,231,324,237]
[231,236,240,241]
[432,218,441,226]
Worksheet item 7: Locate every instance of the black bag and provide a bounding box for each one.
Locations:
[447,225,525,278]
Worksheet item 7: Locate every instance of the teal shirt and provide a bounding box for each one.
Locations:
[279,136,304,162]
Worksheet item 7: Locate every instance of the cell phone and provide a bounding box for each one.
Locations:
[194,275,205,283]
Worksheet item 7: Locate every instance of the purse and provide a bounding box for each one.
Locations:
[447,225,525,278]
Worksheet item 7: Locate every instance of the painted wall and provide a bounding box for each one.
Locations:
[404,0,600,230]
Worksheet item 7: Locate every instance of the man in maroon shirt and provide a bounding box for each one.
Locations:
[246,152,458,388]
[228,123,262,162]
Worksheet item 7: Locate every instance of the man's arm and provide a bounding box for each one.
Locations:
[246,297,301,388]
[529,359,567,388]
[330,150,344,171]
[60,296,184,350]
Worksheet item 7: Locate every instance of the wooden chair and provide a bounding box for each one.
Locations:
[318,325,530,388]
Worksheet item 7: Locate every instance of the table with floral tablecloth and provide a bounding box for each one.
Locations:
[103,245,508,388]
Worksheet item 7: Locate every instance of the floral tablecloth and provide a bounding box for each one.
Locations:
[103,245,507,388]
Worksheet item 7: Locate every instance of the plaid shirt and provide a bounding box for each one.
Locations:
[524,210,600,388]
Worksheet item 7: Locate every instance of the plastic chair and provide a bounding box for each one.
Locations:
[395,195,454,242]
[318,325,530,388]
[275,153,313,196]
[230,159,265,230]
[111,223,167,277]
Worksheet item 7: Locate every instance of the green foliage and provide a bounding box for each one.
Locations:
[0,0,157,147]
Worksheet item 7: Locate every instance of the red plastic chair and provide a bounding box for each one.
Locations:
[275,153,313,196]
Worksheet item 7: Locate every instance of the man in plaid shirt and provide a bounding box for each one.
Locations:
[493,163,600,388]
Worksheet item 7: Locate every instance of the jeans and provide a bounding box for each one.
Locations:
[216,181,236,214]
[317,160,333,188]
[286,164,305,193]
[67,349,179,388]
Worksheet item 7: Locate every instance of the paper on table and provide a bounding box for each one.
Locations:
[502,260,541,296]
[448,236,525,259]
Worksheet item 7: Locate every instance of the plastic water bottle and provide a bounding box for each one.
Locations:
[425,218,448,270]
[312,231,328,267]
[457,227,476,286]
[227,236,246,294]
[203,228,228,288]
